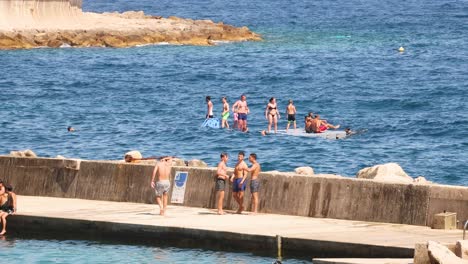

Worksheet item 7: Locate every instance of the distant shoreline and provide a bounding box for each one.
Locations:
[0,11,261,49]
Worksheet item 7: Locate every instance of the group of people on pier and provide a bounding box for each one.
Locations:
[149,152,261,216]
[0,179,17,236]
[205,94,340,134]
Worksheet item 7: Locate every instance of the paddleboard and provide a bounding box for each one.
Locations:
[275,129,347,139]
[201,118,221,129]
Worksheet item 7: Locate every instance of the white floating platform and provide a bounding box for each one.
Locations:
[276,129,347,139]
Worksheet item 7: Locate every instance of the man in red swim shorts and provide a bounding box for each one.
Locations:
[310,114,340,133]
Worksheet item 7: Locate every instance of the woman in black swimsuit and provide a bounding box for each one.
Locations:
[265,97,280,133]
[0,184,16,236]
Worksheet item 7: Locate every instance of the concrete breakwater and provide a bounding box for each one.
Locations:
[0,156,467,228]
[0,0,261,49]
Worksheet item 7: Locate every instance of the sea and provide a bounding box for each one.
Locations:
[0,0,466,261]
[1,0,467,186]
[0,237,306,263]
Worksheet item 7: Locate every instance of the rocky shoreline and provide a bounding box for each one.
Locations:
[0,11,261,49]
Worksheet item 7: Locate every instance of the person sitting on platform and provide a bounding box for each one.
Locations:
[0,184,17,236]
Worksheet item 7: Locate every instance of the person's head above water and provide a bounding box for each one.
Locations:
[206,96,211,102]
[67,126,75,132]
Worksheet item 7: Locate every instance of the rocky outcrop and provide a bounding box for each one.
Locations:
[188,159,208,168]
[427,241,468,264]
[356,163,414,184]
[294,166,314,176]
[0,10,261,50]
[9,149,37,158]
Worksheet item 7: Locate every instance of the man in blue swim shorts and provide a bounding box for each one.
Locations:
[231,151,248,214]
[232,94,249,132]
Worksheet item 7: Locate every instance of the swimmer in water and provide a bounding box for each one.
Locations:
[67,126,75,132]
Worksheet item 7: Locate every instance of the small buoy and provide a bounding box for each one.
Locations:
[398,46,405,52]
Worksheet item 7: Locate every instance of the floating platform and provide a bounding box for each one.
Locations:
[276,129,348,139]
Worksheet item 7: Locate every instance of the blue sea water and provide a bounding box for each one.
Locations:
[0,238,308,263]
[1,0,467,186]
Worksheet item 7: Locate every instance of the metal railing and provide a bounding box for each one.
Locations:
[464,220,468,240]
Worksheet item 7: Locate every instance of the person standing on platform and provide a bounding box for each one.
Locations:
[265,97,280,133]
[206,96,214,118]
[243,153,261,214]
[232,151,248,213]
[215,152,230,215]
[221,97,230,129]
[150,156,173,216]
[285,99,297,131]
[232,94,249,132]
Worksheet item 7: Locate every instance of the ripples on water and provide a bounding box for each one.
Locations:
[0,0,467,186]
[0,238,308,263]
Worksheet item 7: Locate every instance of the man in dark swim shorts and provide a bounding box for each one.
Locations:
[215,152,230,215]
[243,153,261,214]
[286,99,297,131]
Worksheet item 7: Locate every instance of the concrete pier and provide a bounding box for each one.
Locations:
[9,196,464,259]
[1,157,467,229]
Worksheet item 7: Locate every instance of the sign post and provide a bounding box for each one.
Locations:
[171,171,189,204]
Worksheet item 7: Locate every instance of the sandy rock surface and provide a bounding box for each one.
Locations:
[9,149,37,158]
[428,241,468,264]
[356,163,414,184]
[188,159,208,168]
[294,166,314,176]
[456,240,468,260]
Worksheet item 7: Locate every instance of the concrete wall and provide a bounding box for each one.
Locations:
[1,156,467,228]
